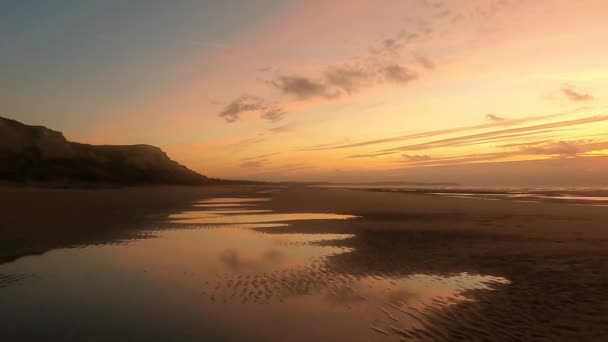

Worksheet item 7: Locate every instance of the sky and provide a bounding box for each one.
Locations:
[2,0,608,186]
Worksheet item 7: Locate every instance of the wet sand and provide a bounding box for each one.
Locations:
[0,185,258,263]
[257,187,608,340]
[1,185,607,340]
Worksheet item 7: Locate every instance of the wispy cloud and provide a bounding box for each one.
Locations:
[486,113,506,122]
[402,154,432,161]
[496,139,555,149]
[270,59,418,103]
[218,96,286,123]
[219,96,263,123]
[519,140,601,156]
[561,85,594,102]
[217,10,444,123]
[260,107,287,122]
[224,135,266,151]
[324,65,371,94]
[240,160,266,169]
[459,129,561,148]
[308,109,587,151]
[365,130,555,160]
[242,152,281,160]
[413,53,435,70]
[346,151,395,159]
[239,152,280,169]
[383,64,418,83]
[382,115,608,152]
[299,138,352,151]
[397,151,509,168]
[396,139,608,169]
[271,76,334,100]
[268,125,292,133]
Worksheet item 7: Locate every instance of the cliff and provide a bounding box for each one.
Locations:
[0,117,208,185]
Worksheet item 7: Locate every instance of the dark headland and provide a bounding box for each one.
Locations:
[0,116,257,186]
[0,116,262,262]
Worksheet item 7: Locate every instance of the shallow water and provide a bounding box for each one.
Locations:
[317,184,608,206]
[428,192,608,205]
[0,194,509,341]
[200,198,272,203]
[169,212,357,224]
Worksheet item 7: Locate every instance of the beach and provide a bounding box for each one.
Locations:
[0,185,252,263]
[1,185,607,341]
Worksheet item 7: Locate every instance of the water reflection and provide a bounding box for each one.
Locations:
[169,212,357,224]
[0,195,510,341]
[199,198,271,203]
[172,197,357,225]
[195,203,258,207]
[199,210,274,214]
[429,191,608,205]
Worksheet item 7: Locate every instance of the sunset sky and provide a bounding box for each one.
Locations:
[2,0,607,185]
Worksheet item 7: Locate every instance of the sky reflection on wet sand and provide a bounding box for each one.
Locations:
[0,193,509,341]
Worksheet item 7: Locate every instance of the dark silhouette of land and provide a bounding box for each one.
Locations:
[1,116,210,185]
